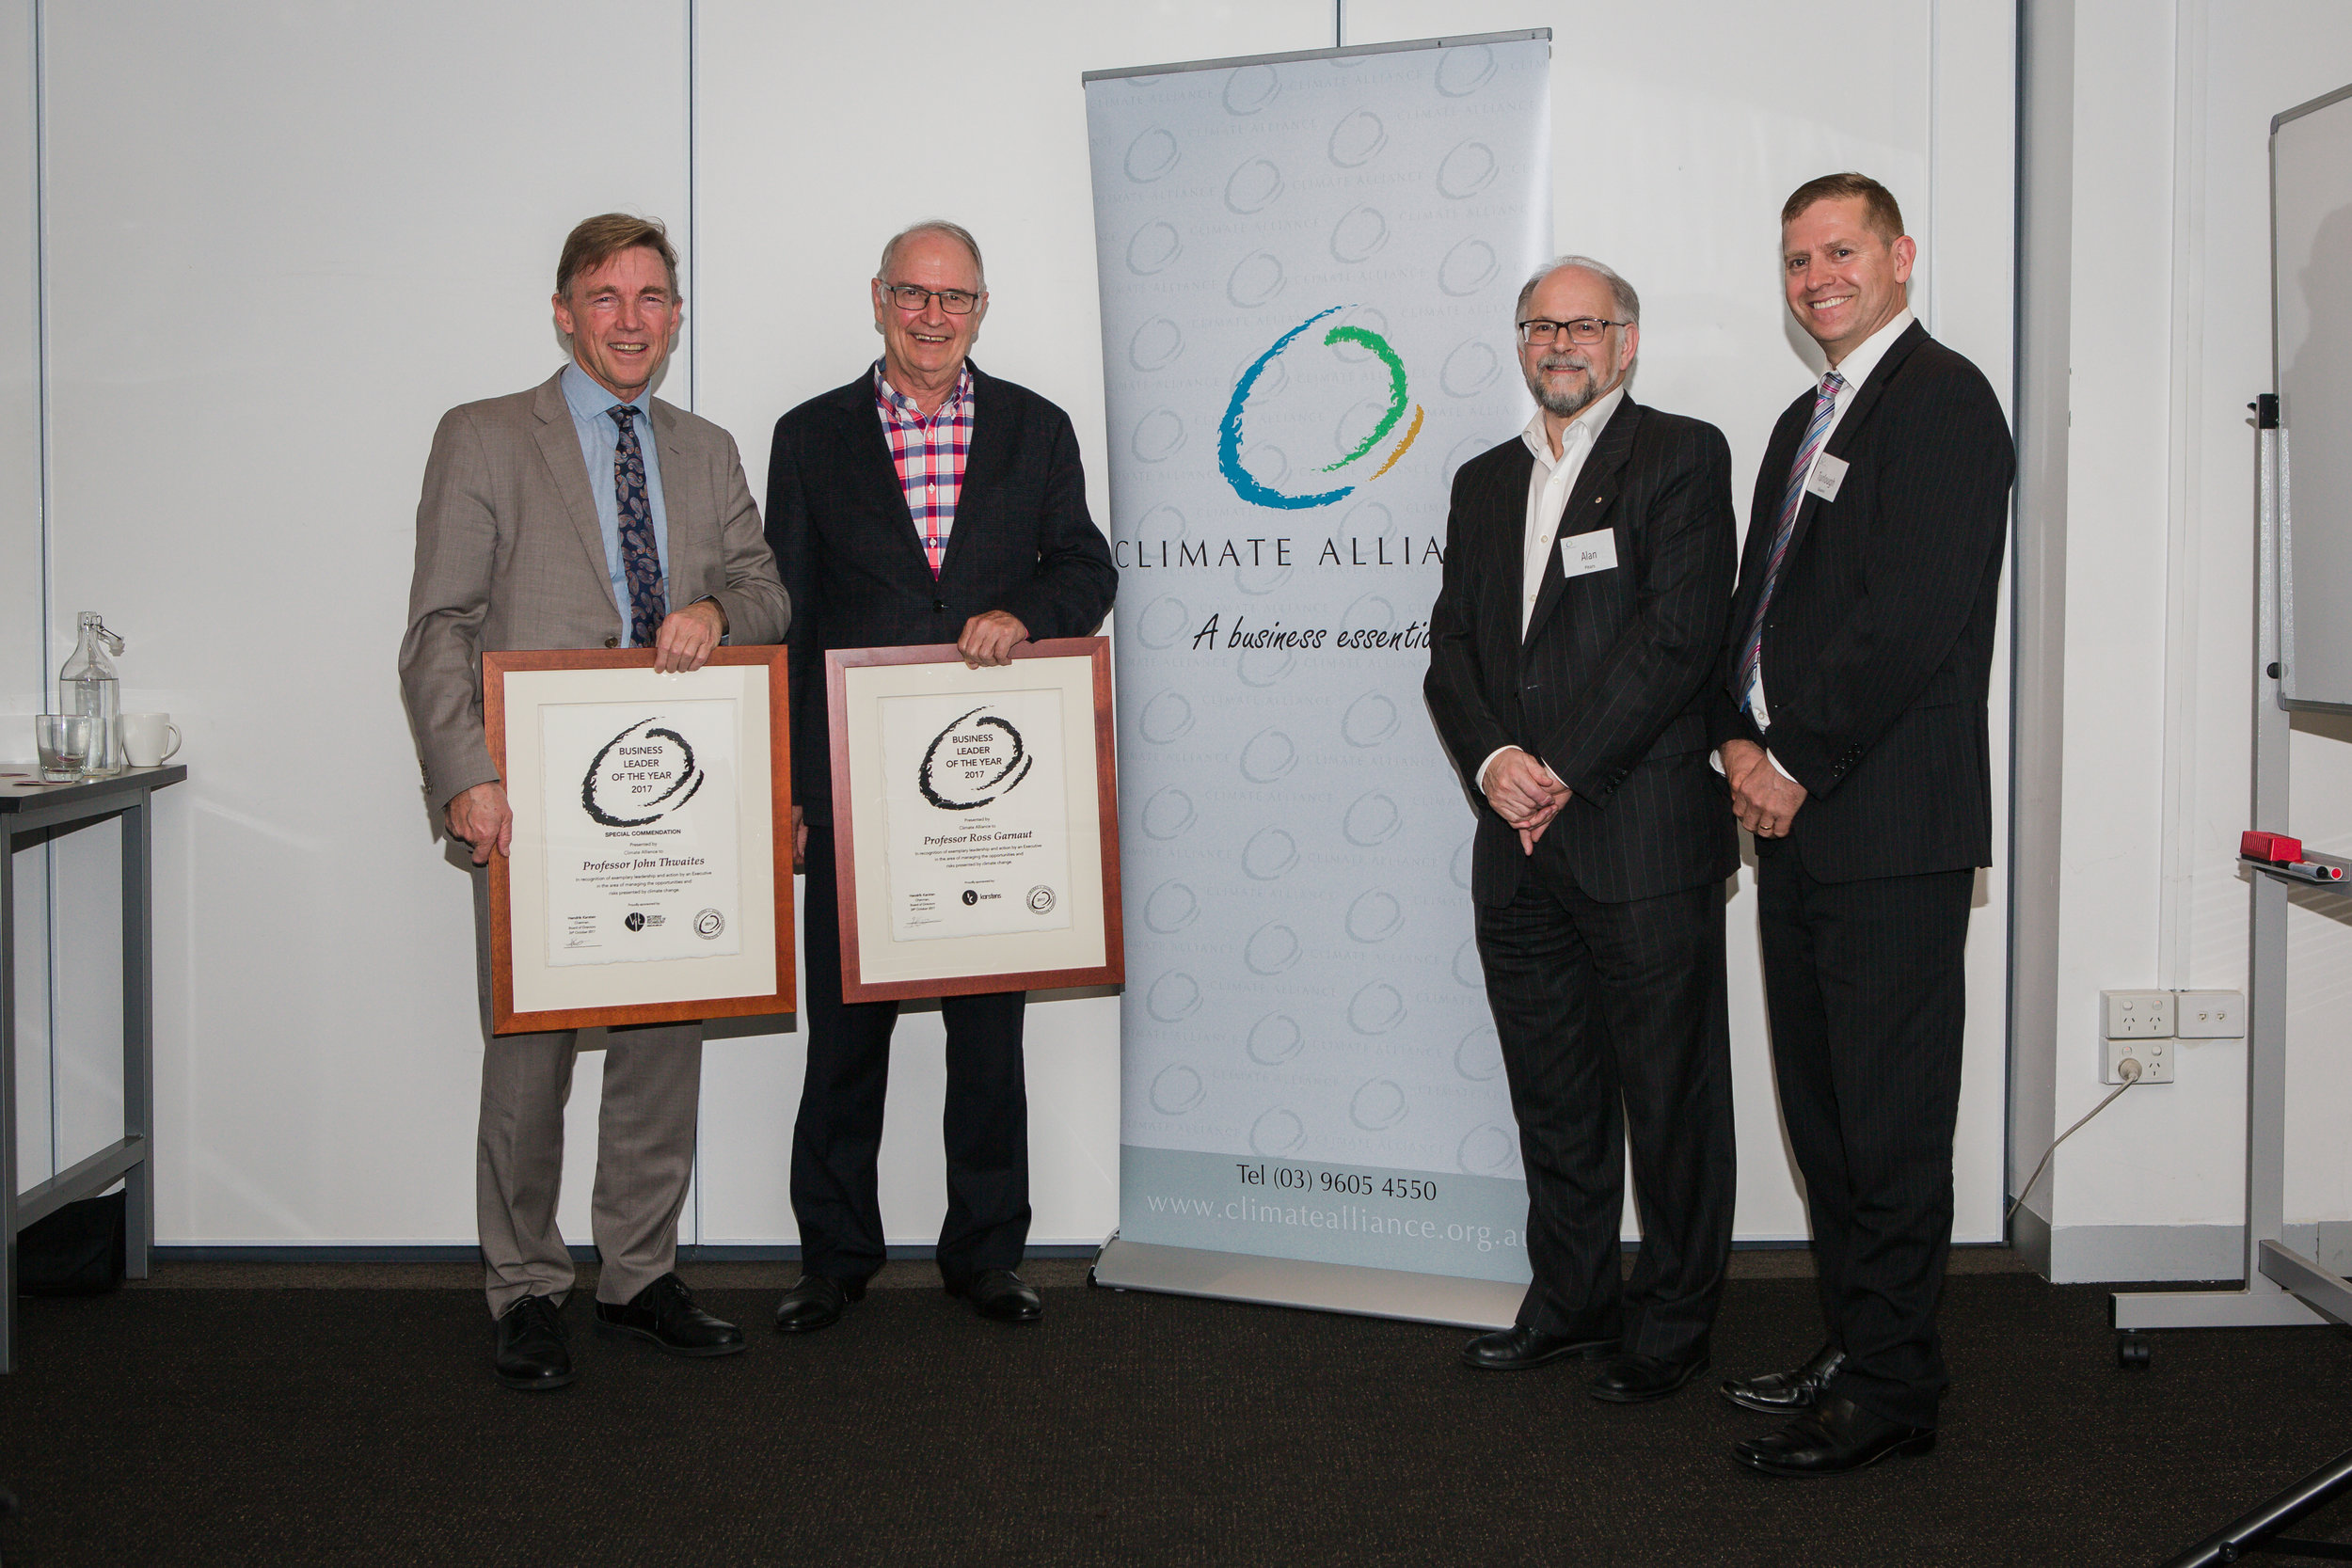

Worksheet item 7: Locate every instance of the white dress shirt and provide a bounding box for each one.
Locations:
[1474,385,1628,792]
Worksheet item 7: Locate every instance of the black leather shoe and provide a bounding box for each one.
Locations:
[773,1273,866,1334]
[1732,1391,1935,1477]
[1459,1323,1619,1370]
[494,1293,574,1391]
[947,1268,1043,1323]
[1590,1351,1710,1403]
[593,1273,746,1357]
[1721,1341,1846,1414]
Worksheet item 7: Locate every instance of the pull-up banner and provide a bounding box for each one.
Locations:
[1085,32,1551,1302]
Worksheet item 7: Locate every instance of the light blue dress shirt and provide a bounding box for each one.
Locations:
[560,361,671,648]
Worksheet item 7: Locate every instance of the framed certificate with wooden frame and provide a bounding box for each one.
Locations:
[484,646,792,1035]
[827,638,1122,1003]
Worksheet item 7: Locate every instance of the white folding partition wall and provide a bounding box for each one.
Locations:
[29,2,693,1249]
[8,1,2012,1256]
[3,0,47,1185]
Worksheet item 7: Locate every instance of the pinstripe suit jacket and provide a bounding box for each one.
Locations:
[1709,323,2014,883]
[1426,398,1740,907]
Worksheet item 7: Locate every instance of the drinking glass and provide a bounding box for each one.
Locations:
[35,714,92,783]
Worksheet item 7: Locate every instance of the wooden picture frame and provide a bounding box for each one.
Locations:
[826,638,1122,1003]
[484,646,792,1035]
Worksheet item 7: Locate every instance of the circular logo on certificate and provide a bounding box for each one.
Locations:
[1027,885,1056,913]
[919,706,1033,811]
[693,909,724,939]
[961,890,979,906]
[581,717,705,828]
[625,911,646,932]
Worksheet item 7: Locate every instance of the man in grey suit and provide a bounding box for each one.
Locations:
[400,213,789,1390]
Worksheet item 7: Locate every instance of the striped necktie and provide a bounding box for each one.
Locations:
[607,405,667,648]
[1735,371,1845,709]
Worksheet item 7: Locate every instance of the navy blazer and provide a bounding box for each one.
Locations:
[1425,398,1741,906]
[765,363,1117,825]
[1710,322,2014,882]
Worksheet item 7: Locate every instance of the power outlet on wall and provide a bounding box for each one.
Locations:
[2101,990,2176,1038]
[2106,1037,2173,1085]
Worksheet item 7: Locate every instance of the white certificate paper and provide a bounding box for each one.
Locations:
[539,697,743,966]
[878,688,1073,942]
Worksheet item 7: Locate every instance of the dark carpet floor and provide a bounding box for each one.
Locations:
[3,1274,2351,1566]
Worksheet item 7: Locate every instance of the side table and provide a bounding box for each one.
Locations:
[0,764,184,1370]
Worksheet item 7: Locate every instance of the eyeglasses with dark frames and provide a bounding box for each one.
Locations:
[1517,317,1629,347]
[880,282,981,315]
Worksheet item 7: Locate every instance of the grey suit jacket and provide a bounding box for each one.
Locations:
[399,369,790,810]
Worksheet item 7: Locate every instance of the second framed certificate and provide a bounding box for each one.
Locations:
[827,638,1122,1002]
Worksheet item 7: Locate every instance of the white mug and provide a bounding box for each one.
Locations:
[119,712,182,768]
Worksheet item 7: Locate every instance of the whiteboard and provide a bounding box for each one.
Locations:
[2275,83,2352,710]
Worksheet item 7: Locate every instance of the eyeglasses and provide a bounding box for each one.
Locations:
[880,282,981,315]
[1518,317,1628,346]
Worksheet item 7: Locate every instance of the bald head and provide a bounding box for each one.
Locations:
[1515,256,1640,329]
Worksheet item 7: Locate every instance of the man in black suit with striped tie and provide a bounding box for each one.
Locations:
[1426,257,1740,1404]
[1714,174,2014,1476]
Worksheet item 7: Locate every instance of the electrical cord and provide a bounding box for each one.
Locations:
[2008,1057,2144,1221]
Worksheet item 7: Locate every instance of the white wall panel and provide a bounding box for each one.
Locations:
[20,0,2024,1253]
[1343,0,2015,1242]
[2045,1,2352,1259]
[1,1,47,1187]
[40,2,690,1242]
[689,0,1335,1249]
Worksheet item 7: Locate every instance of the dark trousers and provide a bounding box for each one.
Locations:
[794,821,1031,1285]
[1756,847,1975,1430]
[1476,856,1735,1361]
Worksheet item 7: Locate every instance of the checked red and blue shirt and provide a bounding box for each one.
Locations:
[873,361,975,578]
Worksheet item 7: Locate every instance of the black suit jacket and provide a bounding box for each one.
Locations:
[1710,322,2014,882]
[766,362,1118,826]
[1425,398,1740,907]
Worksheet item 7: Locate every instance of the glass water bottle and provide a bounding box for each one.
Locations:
[57,612,125,778]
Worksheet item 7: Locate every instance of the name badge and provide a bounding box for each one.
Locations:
[1805,452,1849,502]
[1560,529,1618,578]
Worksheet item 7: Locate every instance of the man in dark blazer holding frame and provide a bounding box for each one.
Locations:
[764,220,1115,1332]
[1426,257,1740,1403]
[1714,174,2014,1476]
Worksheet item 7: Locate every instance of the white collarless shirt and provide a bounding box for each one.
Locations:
[1474,385,1628,791]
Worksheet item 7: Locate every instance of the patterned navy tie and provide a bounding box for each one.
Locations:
[1734,371,1845,710]
[607,405,667,648]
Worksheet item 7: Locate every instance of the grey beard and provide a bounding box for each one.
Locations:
[1526,356,1599,419]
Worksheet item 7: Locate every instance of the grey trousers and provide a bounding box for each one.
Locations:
[473,869,702,1318]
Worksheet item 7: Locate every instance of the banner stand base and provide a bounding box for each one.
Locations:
[1089,1234,1521,1330]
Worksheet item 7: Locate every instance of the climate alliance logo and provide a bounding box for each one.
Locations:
[1218,306,1425,511]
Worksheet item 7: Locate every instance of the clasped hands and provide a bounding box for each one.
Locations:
[1720,737,1807,838]
[1483,748,1571,856]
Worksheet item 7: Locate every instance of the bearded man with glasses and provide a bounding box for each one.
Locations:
[763,220,1115,1332]
[1425,256,1740,1404]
